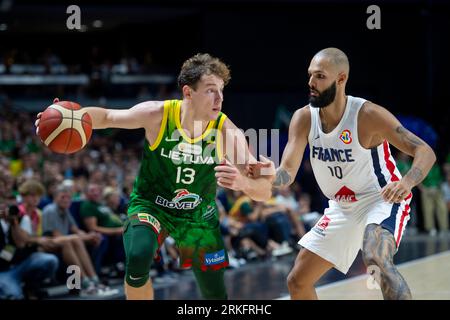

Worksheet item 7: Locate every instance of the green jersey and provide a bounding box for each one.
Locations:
[128,100,227,221]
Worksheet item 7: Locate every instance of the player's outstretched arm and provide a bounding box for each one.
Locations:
[215,107,310,201]
[35,98,163,133]
[84,100,163,130]
[214,118,274,202]
[272,107,310,188]
[361,102,436,203]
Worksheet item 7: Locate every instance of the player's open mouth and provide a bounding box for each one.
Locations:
[310,91,319,97]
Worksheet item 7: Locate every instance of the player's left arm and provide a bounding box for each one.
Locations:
[214,118,274,202]
[362,102,436,203]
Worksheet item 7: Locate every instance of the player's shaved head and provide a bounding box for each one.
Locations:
[312,47,350,75]
[308,48,350,108]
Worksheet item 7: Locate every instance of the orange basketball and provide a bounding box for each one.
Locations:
[38,101,92,154]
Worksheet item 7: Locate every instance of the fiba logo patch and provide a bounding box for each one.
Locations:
[339,129,352,144]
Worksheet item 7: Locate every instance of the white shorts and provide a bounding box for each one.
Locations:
[298,194,412,274]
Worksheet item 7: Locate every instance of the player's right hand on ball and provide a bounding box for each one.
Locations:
[35,98,59,135]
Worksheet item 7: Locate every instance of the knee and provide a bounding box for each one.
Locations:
[43,253,59,275]
[71,237,84,247]
[60,238,73,249]
[125,242,155,288]
[125,249,152,288]
[287,268,309,292]
[127,245,153,268]
[46,253,59,269]
[0,281,24,300]
[362,250,383,268]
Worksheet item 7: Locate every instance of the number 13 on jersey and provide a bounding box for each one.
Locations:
[176,167,196,184]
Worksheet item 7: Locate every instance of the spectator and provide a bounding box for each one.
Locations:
[254,199,294,256]
[275,185,299,212]
[103,186,127,222]
[275,185,306,238]
[42,184,115,295]
[228,192,280,260]
[80,183,124,274]
[17,179,46,237]
[442,169,450,213]
[420,163,448,236]
[0,201,59,300]
[296,193,321,232]
[17,180,113,296]
[38,178,61,210]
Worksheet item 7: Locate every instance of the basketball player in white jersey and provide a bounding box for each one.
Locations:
[221,48,436,299]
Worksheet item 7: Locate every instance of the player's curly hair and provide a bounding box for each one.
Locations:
[177,53,231,90]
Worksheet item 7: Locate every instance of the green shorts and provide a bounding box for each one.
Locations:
[124,205,229,271]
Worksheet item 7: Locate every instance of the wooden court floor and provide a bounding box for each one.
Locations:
[315,250,450,300]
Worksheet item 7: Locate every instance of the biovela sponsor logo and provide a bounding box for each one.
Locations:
[204,250,226,266]
[155,189,202,210]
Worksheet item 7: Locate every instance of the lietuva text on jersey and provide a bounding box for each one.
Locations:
[311,146,355,162]
[160,147,215,164]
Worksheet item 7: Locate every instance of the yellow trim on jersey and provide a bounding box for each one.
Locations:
[149,101,169,151]
[216,114,228,161]
[174,100,215,143]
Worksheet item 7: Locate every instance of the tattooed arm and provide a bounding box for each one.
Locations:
[361,102,436,202]
[273,106,311,188]
[392,126,433,186]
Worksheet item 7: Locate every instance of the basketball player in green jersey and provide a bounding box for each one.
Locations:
[35,53,272,300]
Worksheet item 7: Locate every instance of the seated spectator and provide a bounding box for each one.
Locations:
[17,179,45,237]
[227,191,282,260]
[295,193,321,232]
[103,186,127,222]
[275,185,299,212]
[254,199,294,256]
[16,180,114,297]
[441,167,450,214]
[38,178,61,210]
[80,183,124,275]
[420,163,448,236]
[42,184,116,295]
[274,185,306,238]
[1,201,59,300]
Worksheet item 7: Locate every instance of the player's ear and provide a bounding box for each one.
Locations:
[337,72,347,85]
[182,85,193,99]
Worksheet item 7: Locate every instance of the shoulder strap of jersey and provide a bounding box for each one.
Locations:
[149,100,170,151]
[214,112,228,161]
[308,106,318,142]
[166,99,180,135]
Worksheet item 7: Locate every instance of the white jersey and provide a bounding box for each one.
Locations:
[308,95,402,208]
[301,96,411,274]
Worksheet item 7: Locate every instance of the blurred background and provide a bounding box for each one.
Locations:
[0,0,449,299]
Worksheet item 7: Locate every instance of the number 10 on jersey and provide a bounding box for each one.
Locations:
[327,166,343,179]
